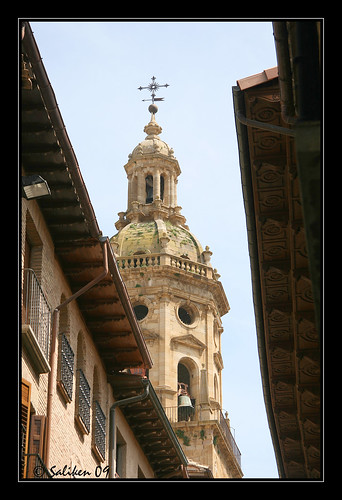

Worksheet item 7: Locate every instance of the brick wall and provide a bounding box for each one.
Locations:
[21,199,154,479]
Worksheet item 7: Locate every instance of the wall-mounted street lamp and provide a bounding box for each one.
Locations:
[22,175,51,200]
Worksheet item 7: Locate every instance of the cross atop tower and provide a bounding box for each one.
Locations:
[138,76,169,104]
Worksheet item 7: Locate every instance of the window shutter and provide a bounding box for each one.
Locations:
[27,415,46,478]
[21,379,31,478]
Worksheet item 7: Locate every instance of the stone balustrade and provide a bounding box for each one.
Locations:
[116,253,216,280]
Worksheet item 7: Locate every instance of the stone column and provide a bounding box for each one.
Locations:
[153,169,160,200]
[170,172,175,206]
[127,173,132,210]
[164,173,171,205]
[174,178,178,206]
[137,171,145,204]
[199,368,211,421]
[205,304,214,399]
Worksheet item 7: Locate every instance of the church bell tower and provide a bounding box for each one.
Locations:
[110,79,242,478]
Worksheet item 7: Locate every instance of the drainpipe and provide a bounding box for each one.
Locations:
[272,22,297,125]
[44,236,109,468]
[292,21,320,122]
[109,378,150,478]
[235,110,295,137]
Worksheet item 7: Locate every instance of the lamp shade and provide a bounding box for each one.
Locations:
[22,175,51,200]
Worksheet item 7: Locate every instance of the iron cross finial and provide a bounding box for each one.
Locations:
[138,76,169,104]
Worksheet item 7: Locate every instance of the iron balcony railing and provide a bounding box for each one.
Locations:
[23,268,52,361]
[217,409,241,467]
[165,405,241,466]
[24,453,52,478]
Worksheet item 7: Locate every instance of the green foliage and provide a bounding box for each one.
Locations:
[176,429,190,446]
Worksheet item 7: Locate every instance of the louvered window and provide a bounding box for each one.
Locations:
[58,333,74,402]
[76,369,91,434]
[26,415,47,478]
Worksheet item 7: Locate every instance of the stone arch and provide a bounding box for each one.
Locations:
[177,357,199,404]
[76,330,87,373]
[59,294,70,338]
[92,365,102,405]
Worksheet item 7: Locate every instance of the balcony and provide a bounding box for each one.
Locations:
[22,268,52,373]
[116,253,217,280]
[165,405,241,467]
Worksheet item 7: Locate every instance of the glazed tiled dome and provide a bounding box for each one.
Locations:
[110,219,204,263]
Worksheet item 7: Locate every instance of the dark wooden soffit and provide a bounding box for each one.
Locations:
[233,78,320,478]
[108,374,188,478]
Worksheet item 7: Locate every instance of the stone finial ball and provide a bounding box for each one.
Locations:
[148,103,159,114]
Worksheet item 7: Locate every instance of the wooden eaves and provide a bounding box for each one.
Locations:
[232,66,321,478]
[21,20,190,479]
[21,21,152,373]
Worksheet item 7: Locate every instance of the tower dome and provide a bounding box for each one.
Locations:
[110,107,213,267]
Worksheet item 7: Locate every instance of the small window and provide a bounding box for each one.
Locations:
[133,304,148,321]
[178,306,193,325]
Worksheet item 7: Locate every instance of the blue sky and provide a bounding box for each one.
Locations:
[29,20,279,478]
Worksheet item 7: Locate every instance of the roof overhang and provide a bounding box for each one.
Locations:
[108,373,188,477]
[21,21,152,372]
[232,69,320,478]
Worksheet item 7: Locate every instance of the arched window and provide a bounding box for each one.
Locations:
[177,359,198,422]
[75,331,90,435]
[59,294,70,336]
[57,295,73,403]
[145,175,153,204]
[178,363,191,395]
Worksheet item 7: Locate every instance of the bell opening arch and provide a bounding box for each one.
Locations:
[177,357,199,406]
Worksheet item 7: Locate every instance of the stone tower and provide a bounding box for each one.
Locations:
[110,103,242,478]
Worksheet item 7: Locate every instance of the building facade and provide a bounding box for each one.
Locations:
[110,104,243,478]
